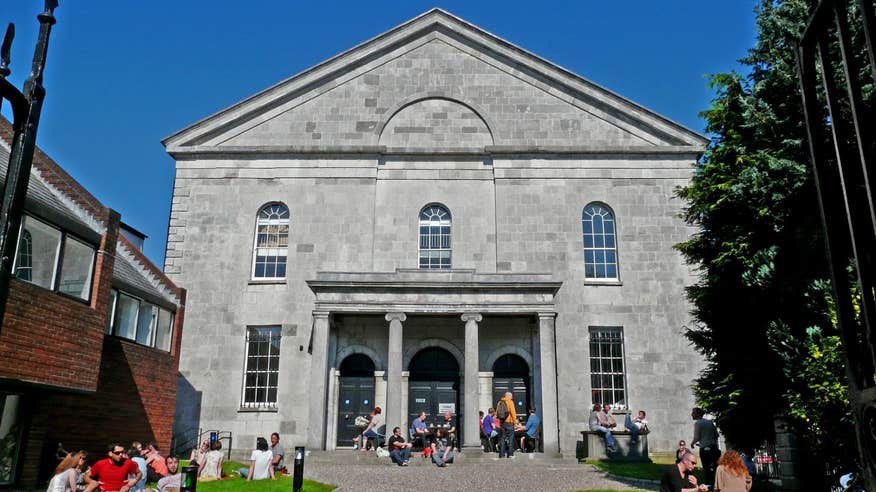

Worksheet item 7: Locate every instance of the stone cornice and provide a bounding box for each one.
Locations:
[169,144,704,159]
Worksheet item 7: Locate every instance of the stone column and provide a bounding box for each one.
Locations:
[385,312,406,438]
[307,311,331,449]
[538,312,560,454]
[462,312,482,449]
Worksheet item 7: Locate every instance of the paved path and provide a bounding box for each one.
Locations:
[305,456,648,491]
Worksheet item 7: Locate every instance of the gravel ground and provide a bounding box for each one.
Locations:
[305,458,645,491]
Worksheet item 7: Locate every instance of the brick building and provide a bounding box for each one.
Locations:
[0,116,185,487]
[165,9,707,456]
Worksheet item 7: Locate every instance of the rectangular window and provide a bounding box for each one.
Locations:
[154,308,174,352]
[0,393,24,485]
[241,326,281,409]
[589,327,627,409]
[58,236,95,300]
[13,215,97,301]
[107,289,175,352]
[113,292,139,341]
[15,216,61,289]
[107,290,118,334]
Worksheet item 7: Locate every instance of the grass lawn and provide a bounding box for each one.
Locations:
[586,453,704,482]
[163,460,336,492]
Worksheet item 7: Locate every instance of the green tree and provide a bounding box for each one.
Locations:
[676,0,858,487]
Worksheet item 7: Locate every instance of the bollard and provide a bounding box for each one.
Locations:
[293,446,305,492]
[180,464,198,492]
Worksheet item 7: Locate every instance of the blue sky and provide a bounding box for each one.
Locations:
[1,1,758,265]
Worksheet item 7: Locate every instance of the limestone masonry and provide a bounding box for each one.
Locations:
[164,8,708,456]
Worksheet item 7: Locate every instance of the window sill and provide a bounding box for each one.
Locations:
[248,279,287,286]
[583,279,623,286]
[238,406,279,413]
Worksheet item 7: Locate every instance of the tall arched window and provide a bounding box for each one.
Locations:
[252,203,290,279]
[419,204,451,269]
[582,203,618,280]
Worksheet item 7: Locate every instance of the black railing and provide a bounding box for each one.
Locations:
[171,428,233,461]
[797,0,876,488]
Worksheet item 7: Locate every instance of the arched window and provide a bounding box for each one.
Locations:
[419,204,451,269]
[252,203,290,279]
[582,203,618,279]
[15,230,32,282]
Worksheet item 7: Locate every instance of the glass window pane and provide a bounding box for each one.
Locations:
[136,304,157,346]
[16,216,61,289]
[605,235,615,249]
[585,264,594,277]
[604,221,614,233]
[267,388,278,403]
[113,293,139,340]
[154,308,174,352]
[57,236,95,300]
[106,290,118,334]
[606,264,617,279]
[594,235,604,248]
[595,264,605,277]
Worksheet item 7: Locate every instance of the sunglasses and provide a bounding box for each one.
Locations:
[111,451,125,455]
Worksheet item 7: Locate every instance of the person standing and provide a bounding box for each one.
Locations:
[84,443,141,492]
[357,407,383,451]
[714,450,752,492]
[270,433,285,473]
[661,451,709,492]
[691,407,721,486]
[387,427,412,466]
[496,392,517,458]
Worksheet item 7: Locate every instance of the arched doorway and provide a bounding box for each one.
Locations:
[491,354,530,419]
[407,347,460,431]
[336,353,376,446]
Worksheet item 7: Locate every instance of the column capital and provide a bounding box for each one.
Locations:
[313,310,331,320]
[461,312,482,323]
[537,312,557,321]
[385,312,407,322]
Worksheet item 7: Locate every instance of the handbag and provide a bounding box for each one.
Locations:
[375,446,390,458]
[354,415,369,427]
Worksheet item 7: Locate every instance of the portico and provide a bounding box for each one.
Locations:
[306,269,562,453]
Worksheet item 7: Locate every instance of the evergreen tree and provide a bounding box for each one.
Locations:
[676,0,860,486]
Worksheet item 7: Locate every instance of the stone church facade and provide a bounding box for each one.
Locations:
[164,9,708,455]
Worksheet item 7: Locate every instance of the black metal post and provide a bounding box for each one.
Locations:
[292,446,304,492]
[0,1,58,330]
[180,464,198,492]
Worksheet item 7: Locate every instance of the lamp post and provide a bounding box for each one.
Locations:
[0,1,58,330]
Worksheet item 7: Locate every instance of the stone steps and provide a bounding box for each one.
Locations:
[305,449,576,466]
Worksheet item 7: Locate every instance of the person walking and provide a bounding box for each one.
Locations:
[714,450,752,492]
[691,407,721,486]
[496,392,517,458]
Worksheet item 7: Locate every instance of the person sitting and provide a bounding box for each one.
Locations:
[625,409,649,444]
[127,448,147,492]
[411,411,431,448]
[189,441,209,466]
[441,411,457,449]
[430,429,454,467]
[661,451,708,492]
[48,452,83,492]
[589,403,616,452]
[269,433,285,473]
[715,450,752,492]
[520,408,541,452]
[387,427,412,466]
[237,437,275,481]
[143,443,168,483]
[676,440,688,464]
[198,441,223,481]
[156,456,182,492]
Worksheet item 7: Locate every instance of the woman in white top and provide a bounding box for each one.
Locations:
[358,406,383,451]
[47,452,83,492]
[237,437,275,481]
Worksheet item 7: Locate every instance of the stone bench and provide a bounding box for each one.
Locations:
[578,430,650,462]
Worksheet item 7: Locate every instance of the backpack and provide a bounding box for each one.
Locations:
[496,400,509,421]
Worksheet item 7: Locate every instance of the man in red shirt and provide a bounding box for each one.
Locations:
[84,443,141,492]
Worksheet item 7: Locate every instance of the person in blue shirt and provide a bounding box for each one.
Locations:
[519,408,541,452]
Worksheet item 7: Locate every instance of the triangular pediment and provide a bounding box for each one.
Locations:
[163,9,707,154]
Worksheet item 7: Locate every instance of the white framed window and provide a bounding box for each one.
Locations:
[418,204,451,269]
[252,203,289,279]
[589,327,627,409]
[13,215,96,301]
[108,288,175,352]
[582,203,618,280]
[241,326,281,409]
